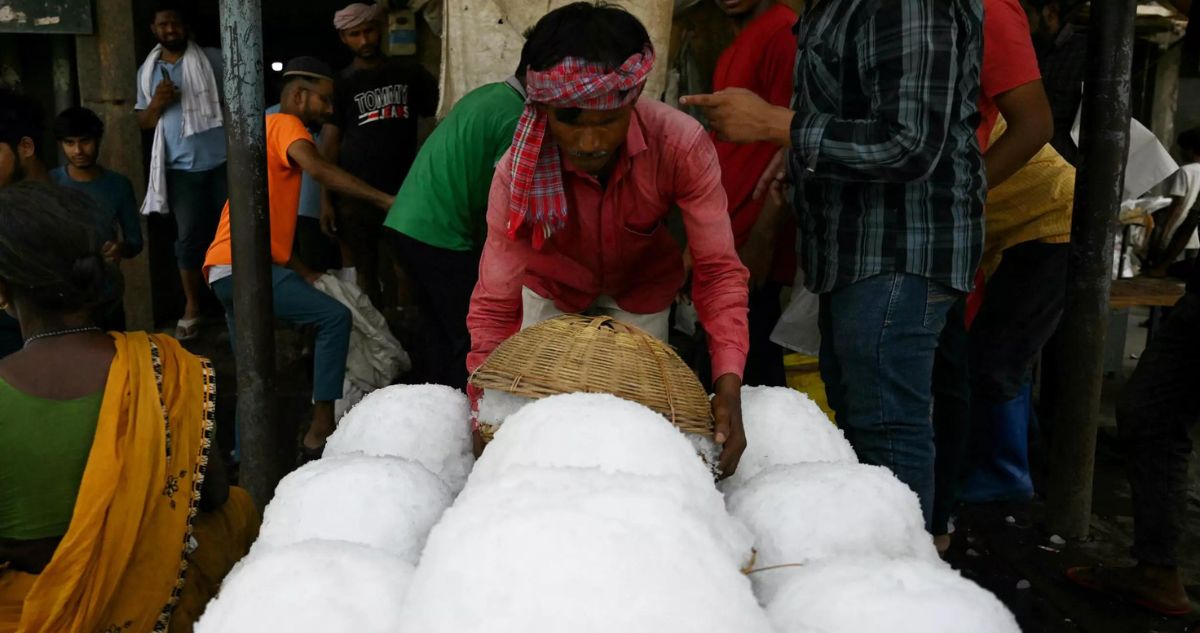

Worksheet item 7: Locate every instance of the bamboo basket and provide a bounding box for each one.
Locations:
[469,314,714,440]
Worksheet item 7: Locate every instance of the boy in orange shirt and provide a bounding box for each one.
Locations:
[204,57,394,461]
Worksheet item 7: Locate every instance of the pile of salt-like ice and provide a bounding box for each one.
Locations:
[726,462,939,603]
[766,558,1021,633]
[195,540,414,633]
[452,466,754,569]
[399,393,773,633]
[253,454,452,564]
[476,388,534,426]
[721,386,856,491]
[325,384,473,492]
[471,393,716,494]
[724,389,1017,630]
[197,384,468,628]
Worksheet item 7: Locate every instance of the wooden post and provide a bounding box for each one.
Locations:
[1045,0,1138,539]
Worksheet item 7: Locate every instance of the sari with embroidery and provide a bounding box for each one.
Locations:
[0,332,229,633]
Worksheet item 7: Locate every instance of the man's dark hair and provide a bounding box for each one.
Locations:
[0,182,112,312]
[54,107,104,141]
[517,2,650,76]
[0,89,44,150]
[151,0,190,24]
[517,2,651,124]
[1179,128,1200,156]
[280,74,320,95]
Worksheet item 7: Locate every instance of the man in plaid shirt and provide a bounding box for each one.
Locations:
[467,3,750,476]
[684,0,985,527]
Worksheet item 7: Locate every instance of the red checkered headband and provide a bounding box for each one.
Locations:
[506,45,656,249]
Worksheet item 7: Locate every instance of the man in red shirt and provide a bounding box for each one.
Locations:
[930,0,1053,549]
[708,0,797,388]
[467,3,751,475]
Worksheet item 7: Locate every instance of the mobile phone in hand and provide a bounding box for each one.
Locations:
[160,67,171,83]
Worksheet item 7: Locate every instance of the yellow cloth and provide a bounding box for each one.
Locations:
[981,117,1075,277]
[0,333,217,633]
[172,486,260,633]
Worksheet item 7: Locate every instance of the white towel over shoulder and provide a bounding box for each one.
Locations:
[137,42,224,215]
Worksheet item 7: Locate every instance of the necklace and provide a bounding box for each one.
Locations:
[23,326,103,348]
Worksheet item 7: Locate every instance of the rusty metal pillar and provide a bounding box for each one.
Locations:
[218,0,284,509]
[1045,0,1137,539]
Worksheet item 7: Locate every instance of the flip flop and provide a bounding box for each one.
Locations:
[1067,566,1194,617]
[175,317,201,341]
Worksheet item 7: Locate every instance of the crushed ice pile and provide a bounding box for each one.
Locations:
[400,393,773,633]
[195,385,470,633]
[197,384,1018,633]
[727,387,1021,633]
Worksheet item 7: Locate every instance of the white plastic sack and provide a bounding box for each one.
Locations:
[770,266,820,356]
[313,274,411,420]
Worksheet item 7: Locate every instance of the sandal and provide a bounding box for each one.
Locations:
[175,317,201,341]
[1067,565,1194,617]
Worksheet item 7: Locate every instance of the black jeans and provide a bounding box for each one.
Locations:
[746,282,787,387]
[388,229,480,390]
[1118,291,1200,567]
[969,241,1068,399]
[931,297,970,536]
[930,241,1068,532]
[166,166,227,270]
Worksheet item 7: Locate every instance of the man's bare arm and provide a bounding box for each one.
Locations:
[986,80,1053,189]
[287,138,394,210]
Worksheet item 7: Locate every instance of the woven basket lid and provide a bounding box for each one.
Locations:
[469,314,714,436]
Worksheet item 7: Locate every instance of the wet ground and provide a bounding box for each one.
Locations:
[947,308,1200,633]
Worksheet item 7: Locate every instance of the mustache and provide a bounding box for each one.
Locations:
[568,150,610,160]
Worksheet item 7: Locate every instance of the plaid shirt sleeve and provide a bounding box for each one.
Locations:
[791,1,961,183]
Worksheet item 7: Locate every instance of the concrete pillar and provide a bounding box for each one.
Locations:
[74,0,155,331]
[1153,45,1181,153]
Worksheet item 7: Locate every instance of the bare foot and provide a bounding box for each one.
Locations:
[1067,564,1192,616]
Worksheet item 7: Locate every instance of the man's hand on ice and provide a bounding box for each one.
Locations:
[712,373,746,479]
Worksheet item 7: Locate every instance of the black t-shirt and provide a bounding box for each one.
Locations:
[334,59,439,194]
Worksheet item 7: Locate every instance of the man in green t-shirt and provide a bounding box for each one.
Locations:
[384,66,525,389]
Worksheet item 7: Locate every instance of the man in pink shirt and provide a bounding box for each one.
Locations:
[467,2,751,475]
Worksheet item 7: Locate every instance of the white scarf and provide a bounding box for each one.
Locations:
[137,41,224,215]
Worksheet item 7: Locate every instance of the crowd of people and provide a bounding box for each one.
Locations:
[1,0,1199,628]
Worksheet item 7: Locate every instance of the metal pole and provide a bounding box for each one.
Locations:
[218,0,285,509]
[1045,0,1137,539]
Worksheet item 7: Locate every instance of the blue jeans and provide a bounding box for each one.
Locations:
[211,266,350,402]
[818,273,960,529]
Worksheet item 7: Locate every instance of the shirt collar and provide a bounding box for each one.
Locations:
[505,75,527,100]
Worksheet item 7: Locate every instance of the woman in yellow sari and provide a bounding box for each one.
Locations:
[0,183,259,632]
